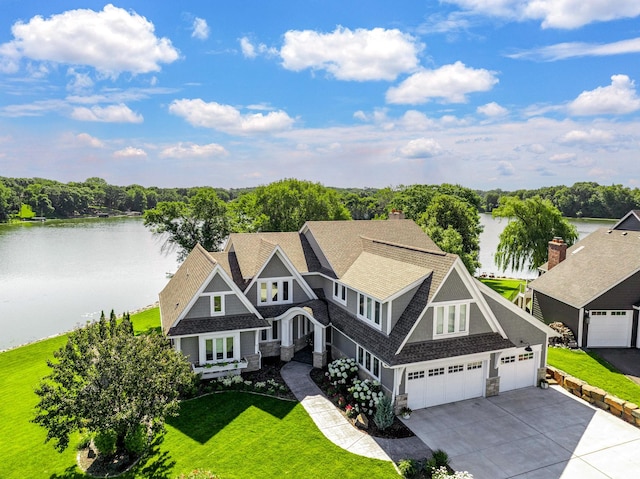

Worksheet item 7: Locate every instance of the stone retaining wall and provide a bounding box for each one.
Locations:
[547,365,640,428]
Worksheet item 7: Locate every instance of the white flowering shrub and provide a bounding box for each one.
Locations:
[431,467,474,479]
[327,358,359,393]
[348,378,384,415]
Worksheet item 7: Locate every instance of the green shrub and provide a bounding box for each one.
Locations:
[432,449,450,468]
[175,470,220,479]
[76,431,94,450]
[93,429,117,456]
[397,458,418,478]
[373,395,394,431]
[423,456,437,474]
[124,423,148,455]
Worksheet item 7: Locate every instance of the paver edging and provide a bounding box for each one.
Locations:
[547,365,640,427]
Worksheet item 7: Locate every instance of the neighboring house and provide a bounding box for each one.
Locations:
[160,218,554,411]
[529,210,640,349]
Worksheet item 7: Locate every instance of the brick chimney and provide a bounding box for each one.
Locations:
[548,237,567,270]
[389,209,405,220]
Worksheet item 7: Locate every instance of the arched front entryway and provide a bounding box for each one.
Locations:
[277,308,327,368]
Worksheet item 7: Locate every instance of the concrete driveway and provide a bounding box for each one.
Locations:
[401,386,640,478]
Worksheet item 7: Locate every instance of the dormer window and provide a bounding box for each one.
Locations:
[434,303,468,337]
[357,292,381,329]
[258,279,292,305]
[333,281,347,305]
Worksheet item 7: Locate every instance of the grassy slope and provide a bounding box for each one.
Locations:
[547,348,640,406]
[0,308,397,479]
[478,277,526,301]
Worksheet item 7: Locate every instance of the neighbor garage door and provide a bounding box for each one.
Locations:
[499,349,537,392]
[406,358,486,410]
[587,311,632,347]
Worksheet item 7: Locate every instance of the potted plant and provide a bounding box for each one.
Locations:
[400,406,412,419]
[539,378,549,389]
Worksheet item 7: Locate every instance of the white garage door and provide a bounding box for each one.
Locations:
[499,350,536,392]
[406,359,486,410]
[587,311,632,347]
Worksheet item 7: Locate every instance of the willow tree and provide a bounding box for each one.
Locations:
[493,196,578,271]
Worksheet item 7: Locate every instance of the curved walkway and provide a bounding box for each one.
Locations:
[280,361,430,462]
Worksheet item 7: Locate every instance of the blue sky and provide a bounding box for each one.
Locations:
[2,1,640,190]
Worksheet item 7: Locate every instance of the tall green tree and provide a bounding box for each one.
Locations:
[33,314,194,454]
[232,179,351,232]
[417,193,483,274]
[144,187,230,260]
[0,180,12,221]
[493,196,578,271]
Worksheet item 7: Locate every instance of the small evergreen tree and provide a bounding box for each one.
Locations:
[373,395,395,431]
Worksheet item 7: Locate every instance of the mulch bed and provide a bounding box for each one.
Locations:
[77,442,139,477]
[309,367,415,439]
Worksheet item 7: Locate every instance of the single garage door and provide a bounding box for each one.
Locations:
[587,311,632,347]
[406,359,486,410]
[499,350,536,392]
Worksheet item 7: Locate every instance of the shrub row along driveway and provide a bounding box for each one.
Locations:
[402,385,640,479]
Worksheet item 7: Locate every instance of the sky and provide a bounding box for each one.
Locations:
[1,1,640,190]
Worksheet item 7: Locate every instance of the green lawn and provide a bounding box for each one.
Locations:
[478,277,526,301]
[0,309,397,479]
[547,347,640,405]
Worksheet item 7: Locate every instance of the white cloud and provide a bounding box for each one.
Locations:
[386,62,498,104]
[1,4,179,77]
[496,160,515,176]
[477,101,508,117]
[568,75,640,116]
[76,133,104,148]
[399,138,443,158]
[548,152,576,164]
[240,37,257,58]
[508,37,640,61]
[169,99,294,134]
[160,142,228,159]
[192,18,210,40]
[557,128,615,145]
[71,104,143,123]
[280,26,422,81]
[444,0,640,29]
[66,68,94,93]
[113,147,147,158]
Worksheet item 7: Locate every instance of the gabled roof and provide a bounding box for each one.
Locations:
[612,210,640,231]
[530,227,640,308]
[302,220,440,278]
[159,243,217,334]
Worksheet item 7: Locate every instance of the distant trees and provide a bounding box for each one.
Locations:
[33,312,194,455]
[144,188,231,261]
[493,196,578,271]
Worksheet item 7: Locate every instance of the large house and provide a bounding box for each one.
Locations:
[529,210,640,349]
[160,218,554,411]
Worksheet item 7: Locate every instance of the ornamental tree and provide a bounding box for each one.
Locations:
[33,312,194,454]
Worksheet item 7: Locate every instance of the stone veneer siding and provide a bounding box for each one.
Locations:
[486,377,500,397]
[547,365,640,428]
[259,340,281,358]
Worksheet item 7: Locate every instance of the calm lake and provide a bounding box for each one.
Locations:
[0,214,615,351]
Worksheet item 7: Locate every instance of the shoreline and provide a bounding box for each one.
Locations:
[0,302,159,354]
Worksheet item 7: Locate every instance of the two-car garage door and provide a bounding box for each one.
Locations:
[406,358,486,410]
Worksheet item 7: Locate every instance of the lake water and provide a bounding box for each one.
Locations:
[0,214,615,351]
[0,217,178,351]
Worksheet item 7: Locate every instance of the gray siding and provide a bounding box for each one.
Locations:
[616,215,640,231]
[185,296,209,319]
[484,294,547,367]
[303,273,325,290]
[225,295,251,315]
[181,336,199,364]
[488,352,499,378]
[532,291,580,340]
[332,327,356,358]
[293,280,310,302]
[240,331,255,356]
[586,270,640,311]
[433,268,473,302]
[468,303,493,335]
[247,283,257,305]
[204,273,231,292]
[391,284,419,328]
[380,365,394,394]
[259,254,291,278]
[407,308,432,343]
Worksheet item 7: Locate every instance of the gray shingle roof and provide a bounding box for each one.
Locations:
[530,227,640,308]
[168,314,269,336]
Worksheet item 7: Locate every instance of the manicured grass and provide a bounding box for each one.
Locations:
[478,277,526,301]
[0,309,398,479]
[131,306,162,334]
[548,347,640,405]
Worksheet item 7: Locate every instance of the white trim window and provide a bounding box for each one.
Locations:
[356,345,381,379]
[211,294,224,315]
[200,333,239,364]
[260,320,280,342]
[434,303,469,337]
[258,278,292,305]
[358,293,382,329]
[333,281,347,305]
